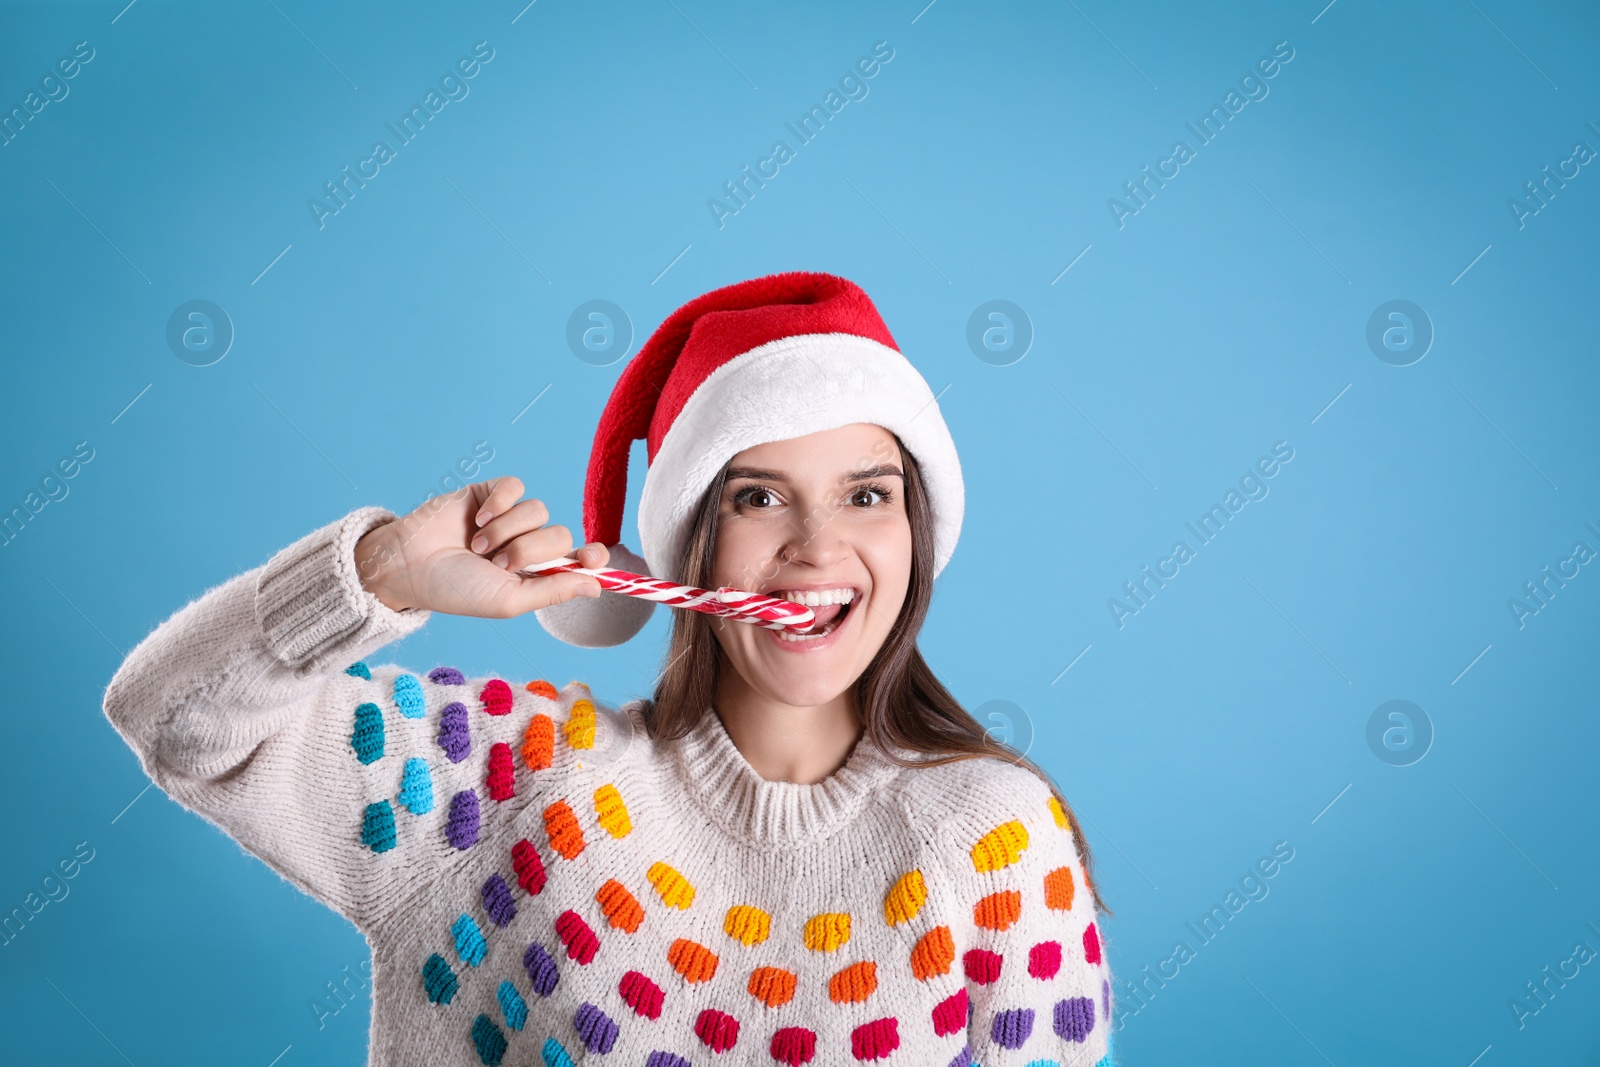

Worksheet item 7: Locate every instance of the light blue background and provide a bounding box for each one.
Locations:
[3,0,1597,1062]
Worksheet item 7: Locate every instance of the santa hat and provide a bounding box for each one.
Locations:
[535,270,963,648]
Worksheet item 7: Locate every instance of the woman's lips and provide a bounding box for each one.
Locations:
[768,596,854,651]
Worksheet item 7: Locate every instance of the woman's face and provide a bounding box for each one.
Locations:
[708,422,913,710]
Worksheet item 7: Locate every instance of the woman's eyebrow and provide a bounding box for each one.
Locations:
[723,463,905,483]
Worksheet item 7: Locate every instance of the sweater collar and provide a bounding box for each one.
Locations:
[667,707,906,845]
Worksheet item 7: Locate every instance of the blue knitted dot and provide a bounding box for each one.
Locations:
[452,913,488,966]
[393,673,426,718]
[541,1037,576,1067]
[352,702,384,764]
[482,873,516,927]
[422,953,458,1004]
[399,758,434,815]
[524,941,559,996]
[361,802,396,853]
[497,979,528,1031]
[471,1013,508,1066]
[438,702,471,763]
[345,661,371,680]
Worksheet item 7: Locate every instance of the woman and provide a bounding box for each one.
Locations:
[103,272,1115,1066]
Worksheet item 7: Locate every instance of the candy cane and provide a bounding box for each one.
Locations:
[519,558,816,633]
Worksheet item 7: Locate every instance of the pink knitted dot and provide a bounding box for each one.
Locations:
[1083,922,1102,965]
[1028,940,1063,979]
[770,1025,816,1064]
[487,742,516,801]
[480,678,514,716]
[694,1008,740,1053]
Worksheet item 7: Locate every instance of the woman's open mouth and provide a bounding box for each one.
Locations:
[767,586,858,648]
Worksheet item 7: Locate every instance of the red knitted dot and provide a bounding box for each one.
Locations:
[487,742,515,801]
[770,1025,816,1065]
[480,678,514,715]
[1028,940,1063,979]
[1083,922,1102,964]
[618,970,665,1020]
[930,988,968,1037]
[694,1007,740,1053]
[511,838,546,895]
[963,948,1003,985]
[849,1016,900,1060]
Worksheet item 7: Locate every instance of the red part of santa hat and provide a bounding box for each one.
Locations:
[535,270,963,648]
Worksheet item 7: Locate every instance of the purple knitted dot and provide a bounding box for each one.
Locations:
[524,941,559,996]
[438,702,471,763]
[646,1053,693,1067]
[574,1002,620,1054]
[990,1006,1035,1050]
[1054,996,1096,1042]
[429,666,466,685]
[446,790,480,849]
[481,873,517,927]
[1102,977,1110,1020]
[945,1043,973,1067]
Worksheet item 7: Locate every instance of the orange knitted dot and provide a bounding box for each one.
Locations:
[667,938,718,983]
[828,960,878,1004]
[521,714,554,771]
[883,870,927,926]
[803,913,851,952]
[909,925,955,980]
[973,890,1022,931]
[524,679,559,701]
[596,879,644,933]
[971,820,1030,873]
[1044,865,1076,911]
[723,904,772,946]
[747,966,798,1007]
[543,799,585,860]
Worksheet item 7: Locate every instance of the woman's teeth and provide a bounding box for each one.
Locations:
[774,588,855,607]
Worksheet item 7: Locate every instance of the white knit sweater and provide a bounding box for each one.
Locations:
[102,506,1116,1067]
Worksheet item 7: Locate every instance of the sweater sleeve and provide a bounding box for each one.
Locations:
[937,761,1116,1067]
[101,506,435,928]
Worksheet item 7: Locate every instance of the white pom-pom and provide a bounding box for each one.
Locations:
[532,542,656,648]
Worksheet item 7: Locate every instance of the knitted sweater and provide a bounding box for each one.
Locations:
[102,506,1117,1067]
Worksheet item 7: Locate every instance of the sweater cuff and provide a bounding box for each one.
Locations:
[256,506,430,674]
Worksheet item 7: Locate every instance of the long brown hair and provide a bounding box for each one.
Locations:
[641,434,1110,916]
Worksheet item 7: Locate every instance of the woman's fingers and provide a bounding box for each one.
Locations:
[486,523,576,573]
[472,497,551,556]
[472,475,525,528]
[499,570,603,616]
[574,542,610,569]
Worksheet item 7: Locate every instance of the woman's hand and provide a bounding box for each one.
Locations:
[353,476,610,618]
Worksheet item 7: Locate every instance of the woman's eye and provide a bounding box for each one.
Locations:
[737,487,777,508]
[850,487,884,507]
